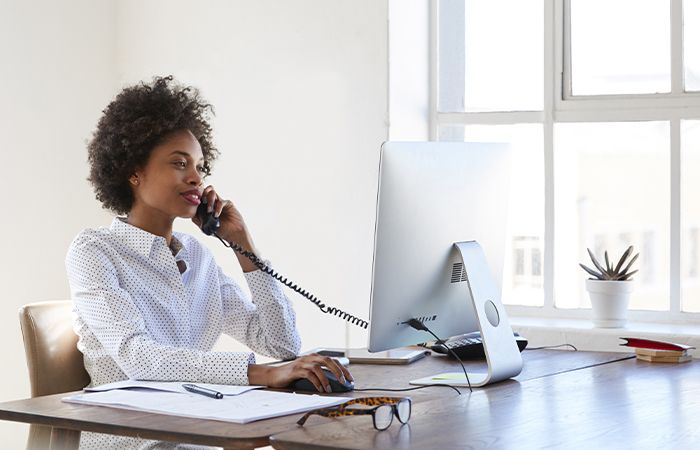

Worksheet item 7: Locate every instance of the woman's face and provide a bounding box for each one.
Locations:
[130,129,205,220]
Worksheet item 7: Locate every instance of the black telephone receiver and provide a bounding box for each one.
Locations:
[195,200,368,329]
[196,200,221,236]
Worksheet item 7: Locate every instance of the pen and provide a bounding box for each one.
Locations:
[182,383,224,399]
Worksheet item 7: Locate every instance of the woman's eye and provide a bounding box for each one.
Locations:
[173,161,186,168]
[196,165,205,174]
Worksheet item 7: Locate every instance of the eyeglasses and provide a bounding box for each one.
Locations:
[296,397,412,431]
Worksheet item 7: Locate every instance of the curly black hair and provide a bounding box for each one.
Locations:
[87,75,219,215]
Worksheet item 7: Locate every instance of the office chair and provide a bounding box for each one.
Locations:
[19,301,91,450]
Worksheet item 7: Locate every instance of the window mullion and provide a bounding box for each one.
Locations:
[671,0,684,94]
[556,106,700,123]
[437,111,543,124]
[544,0,558,312]
[560,0,572,101]
[671,119,681,313]
[429,0,438,140]
[557,94,700,113]
[436,0,465,141]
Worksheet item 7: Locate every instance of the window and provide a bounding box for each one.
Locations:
[512,236,543,287]
[683,1,700,91]
[433,0,700,322]
[682,120,700,312]
[569,0,670,95]
[554,121,669,310]
[685,227,698,278]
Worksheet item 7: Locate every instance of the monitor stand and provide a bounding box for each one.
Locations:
[410,241,523,387]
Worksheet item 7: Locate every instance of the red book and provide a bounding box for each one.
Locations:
[620,337,695,352]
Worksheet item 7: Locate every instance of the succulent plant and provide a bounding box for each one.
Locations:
[579,245,639,281]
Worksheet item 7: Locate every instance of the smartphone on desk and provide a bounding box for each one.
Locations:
[307,348,429,365]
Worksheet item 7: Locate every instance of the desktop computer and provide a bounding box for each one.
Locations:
[367,141,523,387]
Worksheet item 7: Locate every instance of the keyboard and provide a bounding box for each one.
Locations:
[430,331,528,359]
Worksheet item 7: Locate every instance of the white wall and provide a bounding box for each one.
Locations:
[0,0,118,446]
[113,0,388,351]
[0,0,388,446]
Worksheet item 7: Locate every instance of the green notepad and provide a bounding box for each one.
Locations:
[430,373,469,380]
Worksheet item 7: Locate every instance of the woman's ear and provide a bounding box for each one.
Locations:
[129,175,139,186]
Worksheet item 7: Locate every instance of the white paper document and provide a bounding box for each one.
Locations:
[85,380,262,396]
[63,389,351,424]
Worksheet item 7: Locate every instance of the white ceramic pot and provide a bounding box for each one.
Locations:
[586,279,634,328]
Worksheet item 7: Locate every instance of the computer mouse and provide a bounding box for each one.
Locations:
[291,368,355,393]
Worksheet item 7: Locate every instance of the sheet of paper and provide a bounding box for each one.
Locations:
[85,380,263,396]
[63,389,351,424]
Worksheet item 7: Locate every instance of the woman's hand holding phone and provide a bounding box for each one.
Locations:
[192,185,260,272]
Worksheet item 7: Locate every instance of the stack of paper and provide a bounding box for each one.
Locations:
[620,337,695,364]
[63,381,352,424]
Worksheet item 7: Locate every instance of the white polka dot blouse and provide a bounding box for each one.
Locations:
[65,217,302,388]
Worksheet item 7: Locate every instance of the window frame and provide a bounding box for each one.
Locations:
[430,0,700,324]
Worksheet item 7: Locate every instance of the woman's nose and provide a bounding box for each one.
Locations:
[188,168,203,186]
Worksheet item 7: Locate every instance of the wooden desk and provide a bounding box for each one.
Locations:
[271,357,700,449]
[0,350,632,449]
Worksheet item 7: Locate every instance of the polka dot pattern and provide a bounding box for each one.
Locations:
[65,217,302,449]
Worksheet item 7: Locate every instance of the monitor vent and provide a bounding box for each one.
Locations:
[451,263,468,283]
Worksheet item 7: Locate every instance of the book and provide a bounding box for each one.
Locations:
[635,348,686,358]
[619,337,695,352]
[635,354,692,364]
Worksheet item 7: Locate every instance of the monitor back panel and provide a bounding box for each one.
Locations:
[368,141,511,352]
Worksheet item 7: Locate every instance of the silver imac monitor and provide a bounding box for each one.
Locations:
[367,141,523,387]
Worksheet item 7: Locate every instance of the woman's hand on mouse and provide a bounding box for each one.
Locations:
[247,354,353,393]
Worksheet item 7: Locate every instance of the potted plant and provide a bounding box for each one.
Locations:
[579,246,639,328]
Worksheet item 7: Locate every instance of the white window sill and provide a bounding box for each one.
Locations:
[509,316,700,357]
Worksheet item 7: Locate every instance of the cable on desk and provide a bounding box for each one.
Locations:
[353,383,462,395]
[402,318,472,392]
[525,343,578,351]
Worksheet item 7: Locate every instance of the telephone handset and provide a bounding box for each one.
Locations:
[196,200,221,236]
[195,201,368,329]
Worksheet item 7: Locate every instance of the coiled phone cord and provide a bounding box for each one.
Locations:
[214,232,369,329]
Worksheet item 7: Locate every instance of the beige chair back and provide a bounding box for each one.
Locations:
[19,301,90,450]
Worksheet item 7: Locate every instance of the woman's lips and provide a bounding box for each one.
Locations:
[181,193,201,205]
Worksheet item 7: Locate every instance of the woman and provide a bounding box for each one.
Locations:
[66,76,351,449]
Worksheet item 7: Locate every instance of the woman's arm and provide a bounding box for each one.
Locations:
[195,185,302,358]
[67,235,257,385]
[219,265,302,359]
